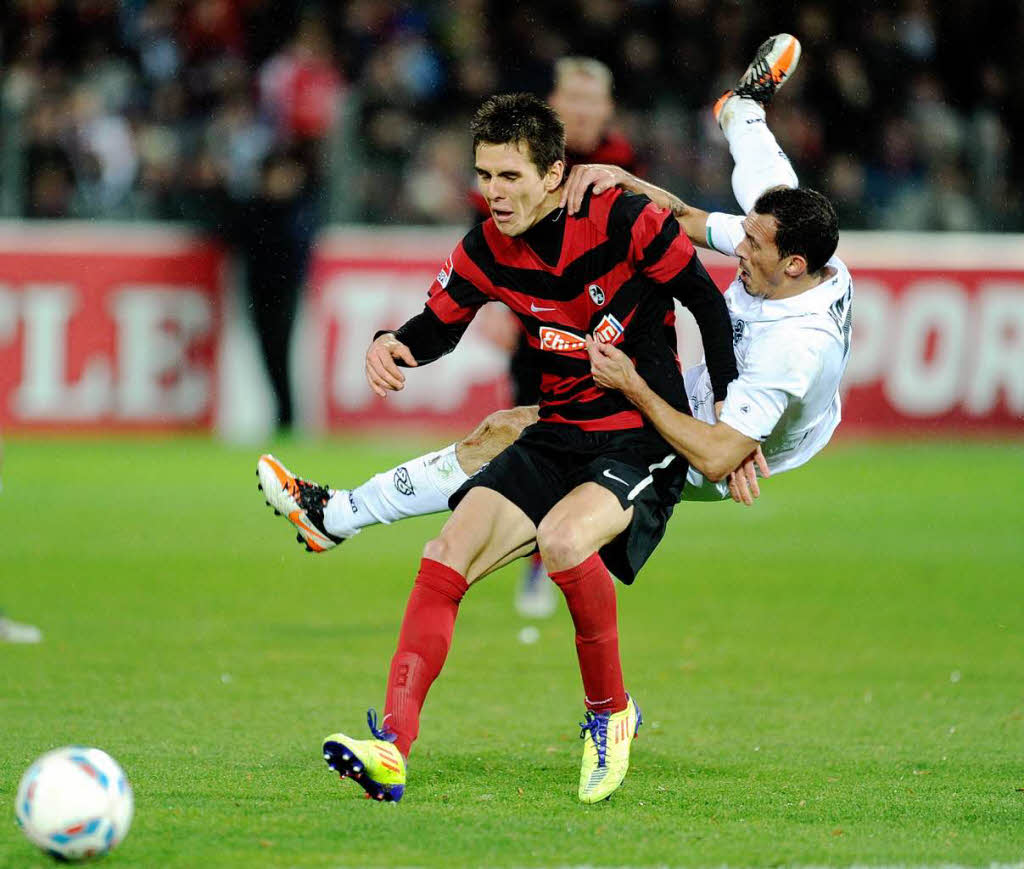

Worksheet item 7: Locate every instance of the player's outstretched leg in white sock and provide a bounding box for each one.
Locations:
[713,33,802,212]
[322,443,469,539]
[719,97,799,214]
[317,405,538,540]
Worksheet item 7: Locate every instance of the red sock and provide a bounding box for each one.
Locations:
[548,552,627,715]
[383,558,468,757]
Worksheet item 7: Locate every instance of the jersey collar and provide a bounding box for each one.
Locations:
[733,257,848,320]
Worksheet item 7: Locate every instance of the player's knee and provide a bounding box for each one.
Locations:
[477,407,531,447]
[422,535,456,567]
[536,518,586,570]
[503,405,539,434]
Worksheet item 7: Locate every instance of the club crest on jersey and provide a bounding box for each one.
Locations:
[732,319,746,346]
[436,257,453,289]
[539,314,624,354]
[588,283,605,306]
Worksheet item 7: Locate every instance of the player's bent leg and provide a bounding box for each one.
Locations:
[455,406,539,476]
[424,485,538,584]
[324,488,538,804]
[536,483,640,802]
[536,482,632,572]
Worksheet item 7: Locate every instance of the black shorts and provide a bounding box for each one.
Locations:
[449,421,687,584]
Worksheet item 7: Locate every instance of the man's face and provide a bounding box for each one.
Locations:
[734,212,788,298]
[474,141,562,236]
[548,71,613,154]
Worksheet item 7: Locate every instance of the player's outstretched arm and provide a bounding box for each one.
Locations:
[586,337,757,484]
[560,164,712,249]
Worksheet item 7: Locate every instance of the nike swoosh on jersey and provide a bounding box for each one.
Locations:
[602,469,629,486]
[530,303,556,313]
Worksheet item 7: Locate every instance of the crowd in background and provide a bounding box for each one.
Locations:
[1,0,1022,231]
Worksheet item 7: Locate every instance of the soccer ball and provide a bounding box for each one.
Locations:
[14,746,134,862]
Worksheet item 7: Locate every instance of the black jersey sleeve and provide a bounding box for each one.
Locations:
[375,228,493,365]
[616,196,738,402]
[662,253,737,402]
[374,309,471,366]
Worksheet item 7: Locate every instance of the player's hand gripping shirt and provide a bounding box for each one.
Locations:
[682,212,853,501]
[388,189,738,432]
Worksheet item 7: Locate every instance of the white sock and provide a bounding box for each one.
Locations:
[721,97,799,213]
[322,443,469,537]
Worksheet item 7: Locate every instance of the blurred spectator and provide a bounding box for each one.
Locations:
[402,129,472,223]
[23,100,76,218]
[260,16,345,146]
[235,147,320,431]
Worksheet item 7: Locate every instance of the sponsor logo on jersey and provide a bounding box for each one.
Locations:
[436,257,453,289]
[539,326,586,352]
[394,467,415,496]
[348,492,358,514]
[530,302,556,313]
[588,284,605,306]
[539,314,624,354]
[732,319,746,346]
[593,313,624,344]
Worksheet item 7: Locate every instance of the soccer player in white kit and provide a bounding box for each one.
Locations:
[259,33,852,552]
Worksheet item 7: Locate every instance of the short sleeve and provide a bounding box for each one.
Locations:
[705,212,745,258]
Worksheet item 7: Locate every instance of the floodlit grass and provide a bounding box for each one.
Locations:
[1,435,1022,867]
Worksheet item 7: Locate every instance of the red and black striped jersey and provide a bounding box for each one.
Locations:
[391,188,737,431]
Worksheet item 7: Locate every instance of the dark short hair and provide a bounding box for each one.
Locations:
[470,93,565,177]
[752,186,839,273]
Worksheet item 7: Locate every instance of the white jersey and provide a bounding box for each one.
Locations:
[681,213,853,501]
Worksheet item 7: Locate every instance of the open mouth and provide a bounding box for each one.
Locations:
[491,207,514,223]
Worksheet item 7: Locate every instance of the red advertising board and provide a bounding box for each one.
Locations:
[1,223,1021,436]
[0,223,224,431]
[310,229,1024,435]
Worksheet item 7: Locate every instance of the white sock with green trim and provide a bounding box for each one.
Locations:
[721,97,798,213]
[322,443,469,537]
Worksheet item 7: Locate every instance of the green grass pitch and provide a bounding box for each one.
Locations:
[1,435,1022,867]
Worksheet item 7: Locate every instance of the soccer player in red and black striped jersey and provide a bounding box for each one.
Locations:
[513,56,643,617]
[340,93,736,803]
